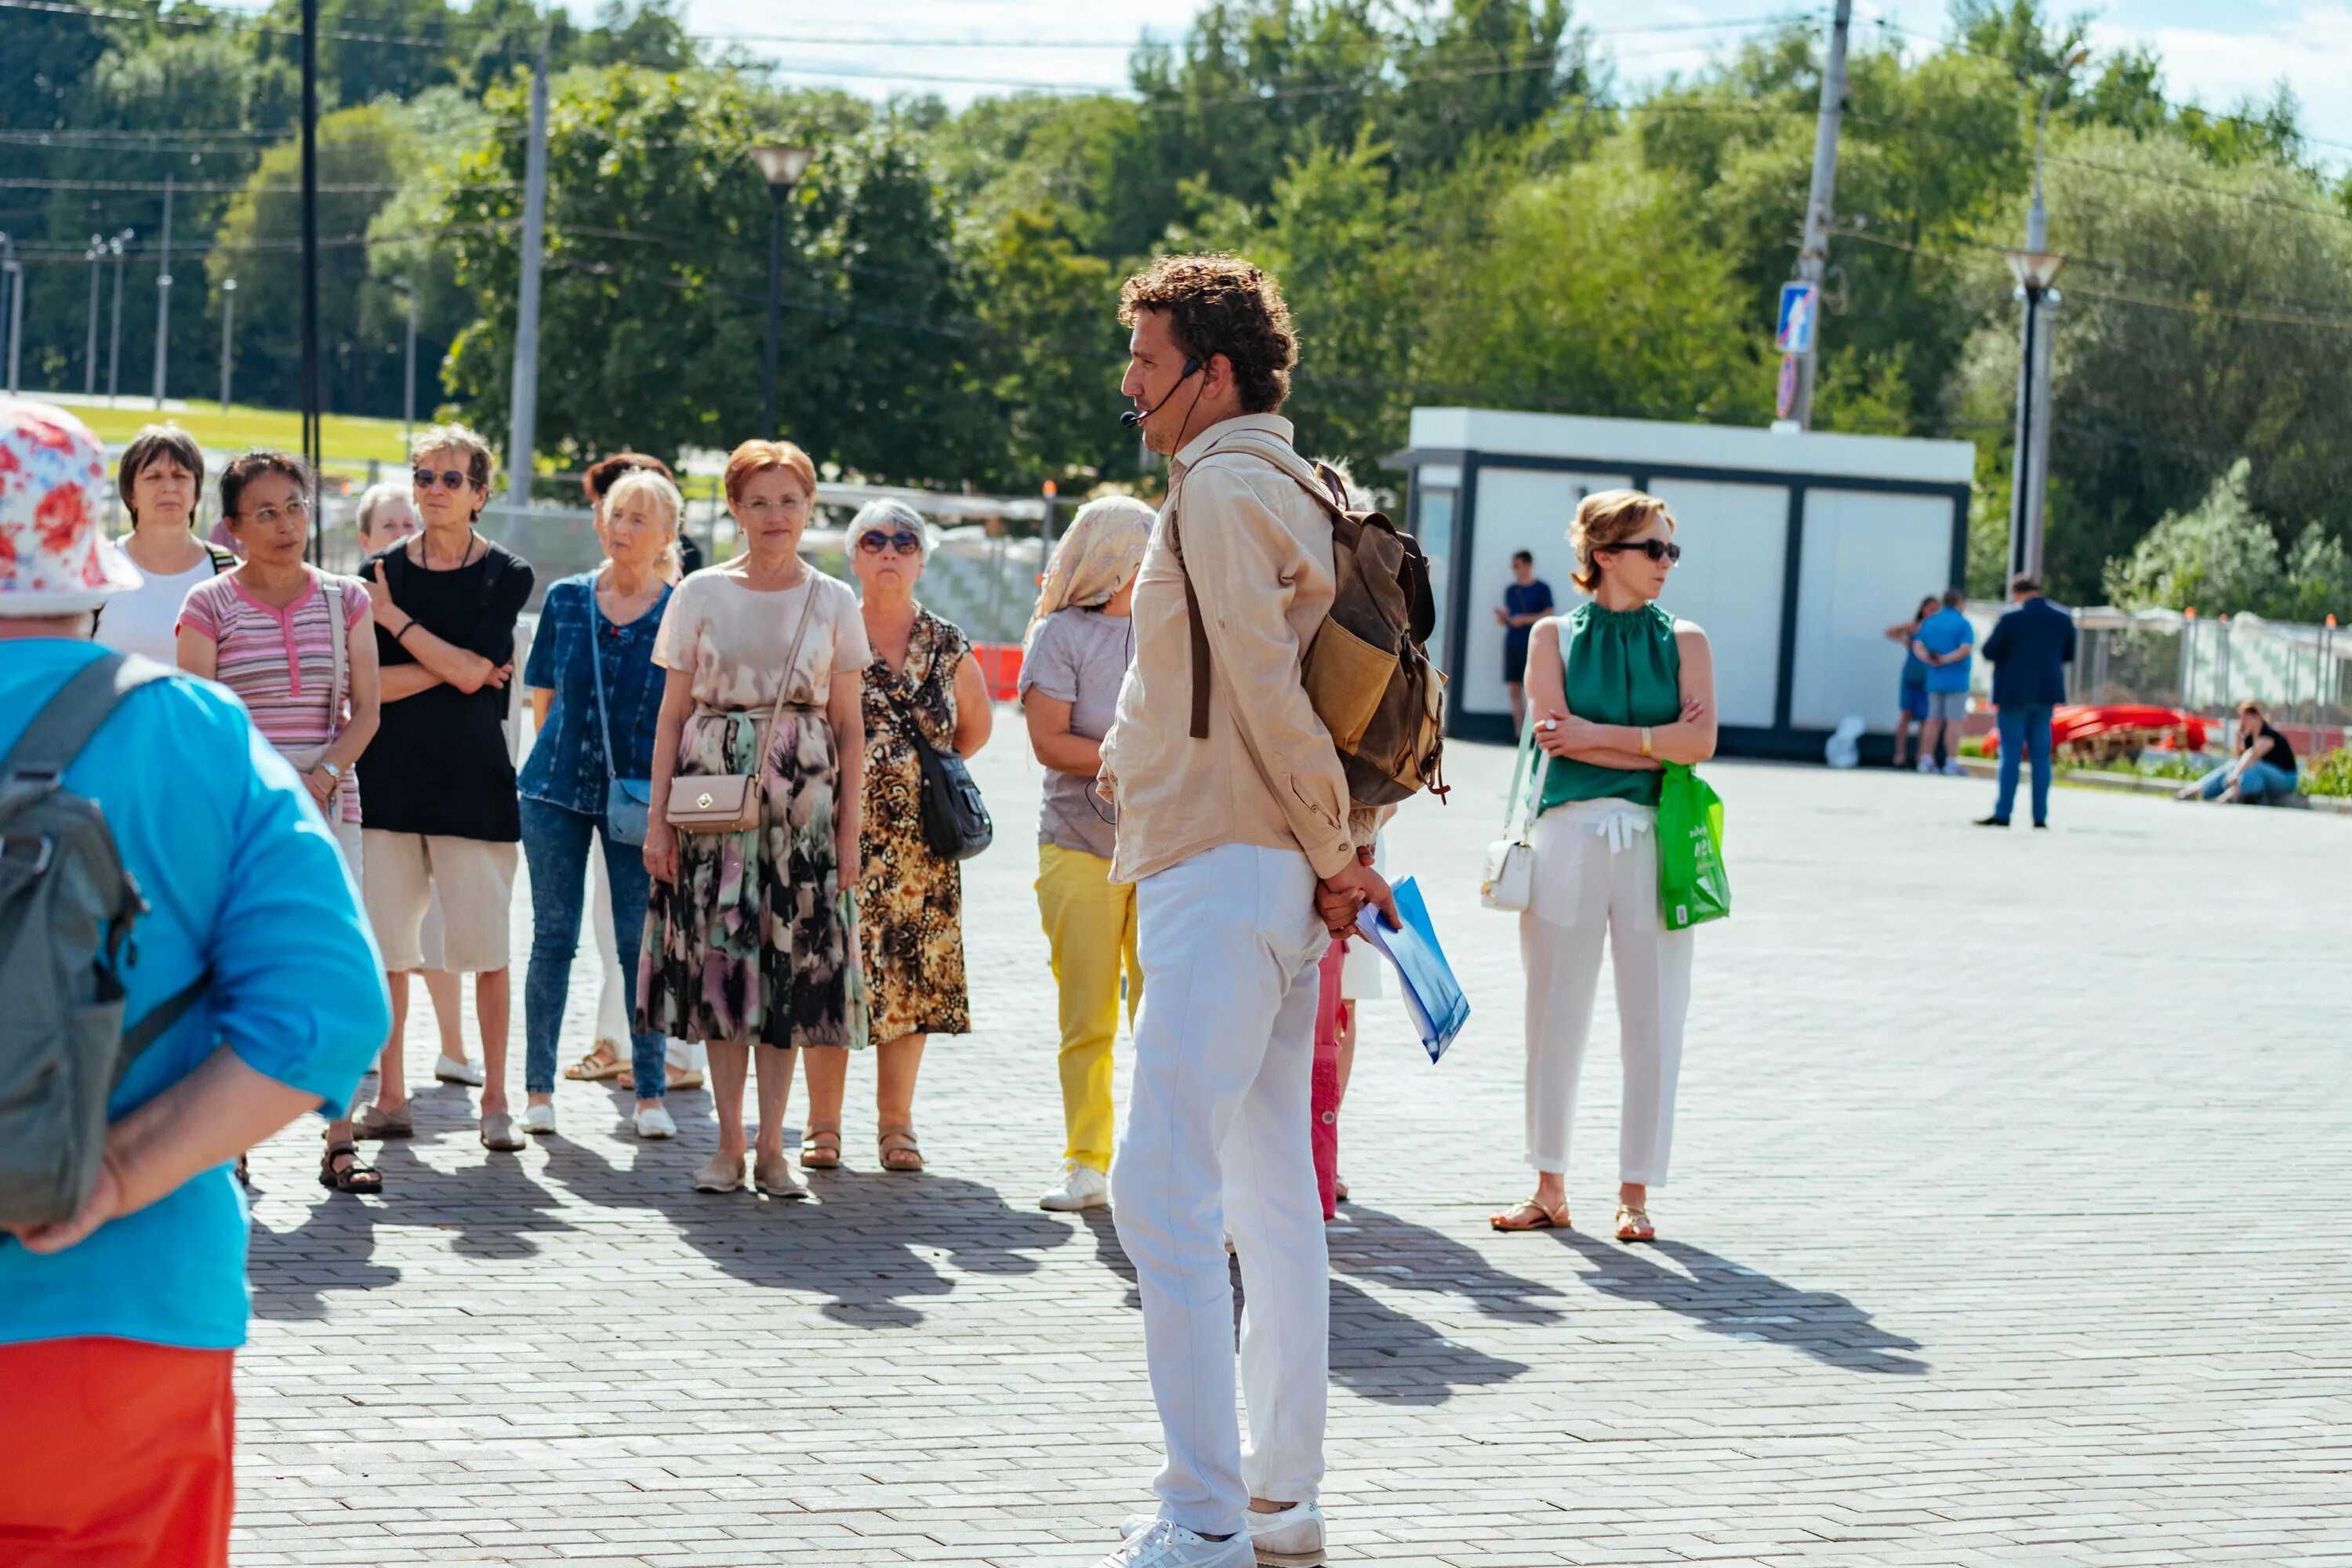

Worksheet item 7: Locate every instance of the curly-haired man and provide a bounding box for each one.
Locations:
[1094,254,1395,1568]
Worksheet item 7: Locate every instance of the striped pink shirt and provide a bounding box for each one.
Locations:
[178,568,369,822]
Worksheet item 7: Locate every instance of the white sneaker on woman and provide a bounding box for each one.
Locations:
[1092,1518,1252,1567]
[633,1104,677,1140]
[519,1102,557,1136]
[1245,1501,1325,1566]
[434,1054,485,1086]
[1039,1160,1110,1211]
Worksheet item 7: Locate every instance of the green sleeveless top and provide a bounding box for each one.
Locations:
[1536,601,1683,811]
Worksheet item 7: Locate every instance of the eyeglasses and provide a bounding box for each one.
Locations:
[413,467,471,491]
[1596,539,1682,564]
[857,530,924,556]
[240,497,310,527]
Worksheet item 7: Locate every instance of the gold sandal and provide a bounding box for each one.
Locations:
[1614,1204,1657,1242]
[564,1042,626,1082]
[1490,1195,1570,1232]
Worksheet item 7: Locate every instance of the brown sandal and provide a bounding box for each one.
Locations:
[1490,1195,1570,1232]
[877,1125,924,1173]
[800,1125,843,1171]
[564,1043,626,1082]
[319,1142,383,1195]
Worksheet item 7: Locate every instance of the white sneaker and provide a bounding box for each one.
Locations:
[1246,1501,1325,1566]
[1942,758,1969,777]
[1039,1160,1110,1211]
[1915,757,1936,775]
[519,1102,557,1136]
[1093,1518,1253,1568]
[434,1054,485,1087]
[634,1103,677,1140]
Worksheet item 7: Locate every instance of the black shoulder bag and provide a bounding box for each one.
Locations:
[881,678,992,862]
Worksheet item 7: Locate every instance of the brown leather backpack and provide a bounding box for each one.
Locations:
[1174,440,1447,809]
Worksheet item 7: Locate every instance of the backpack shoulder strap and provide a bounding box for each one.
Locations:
[204,542,238,574]
[0,653,176,792]
[112,971,212,1088]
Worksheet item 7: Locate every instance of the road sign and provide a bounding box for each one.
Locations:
[1776,355,1799,419]
[1775,282,1818,355]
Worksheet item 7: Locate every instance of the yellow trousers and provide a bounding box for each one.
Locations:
[1036,842,1141,1173]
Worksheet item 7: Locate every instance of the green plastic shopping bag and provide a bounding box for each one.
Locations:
[1655,763,1730,931]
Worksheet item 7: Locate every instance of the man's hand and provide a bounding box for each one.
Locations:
[1317,856,1399,938]
[7,1158,122,1254]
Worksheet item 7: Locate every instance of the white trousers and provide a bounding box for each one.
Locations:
[1109,842,1330,1541]
[590,841,702,1071]
[1519,799,1694,1185]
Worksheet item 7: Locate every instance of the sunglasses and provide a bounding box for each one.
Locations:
[857,530,923,556]
[1597,539,1682,564]
[413,467,473,491]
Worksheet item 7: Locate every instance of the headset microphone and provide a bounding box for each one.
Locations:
[1120,357,1202,428]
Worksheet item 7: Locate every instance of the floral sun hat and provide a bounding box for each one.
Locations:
[0,397,142,615]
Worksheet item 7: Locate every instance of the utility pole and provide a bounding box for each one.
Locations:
[219,278,237,412]
[301,0,323,560]
[151,173,174,408]
[85,237,103,395]
[1784,0,1852,429]
[2005,49,2087,585]
[506,31,551,509]
[2,233,22,396]
[107,231,132,402]
[394,274,417,448]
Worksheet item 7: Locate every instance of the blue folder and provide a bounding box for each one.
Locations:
[1353,876,1469,1062]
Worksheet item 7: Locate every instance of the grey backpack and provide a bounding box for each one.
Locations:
[0,654,209,1229]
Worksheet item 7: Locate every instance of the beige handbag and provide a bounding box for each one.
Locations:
[278,577,349,811]
[1480,708,1544,913]
[664,580,822,834]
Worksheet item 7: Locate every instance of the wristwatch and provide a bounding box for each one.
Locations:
[319,761,343,780]
[1639,726,1654,759]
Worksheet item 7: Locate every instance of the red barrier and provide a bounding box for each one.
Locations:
[1981,703,2209,757]
[972,643,1025,702]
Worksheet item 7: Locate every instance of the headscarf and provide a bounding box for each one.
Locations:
[847,498,931,561]
[0,397,142,615]
[1026,495,1155,647]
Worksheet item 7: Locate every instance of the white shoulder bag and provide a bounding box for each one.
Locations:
[1479,710,1545,912]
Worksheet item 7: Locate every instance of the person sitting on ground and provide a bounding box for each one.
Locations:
[0,397,389,1567]
[1886,594,1939,769]
[1910,586,1973,775]
[2182,699,2298,804]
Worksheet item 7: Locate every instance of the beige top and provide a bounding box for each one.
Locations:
[1100,413,1355,884]
[652,564,871,710]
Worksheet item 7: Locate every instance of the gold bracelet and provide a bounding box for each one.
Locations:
[1640,726,1653,758]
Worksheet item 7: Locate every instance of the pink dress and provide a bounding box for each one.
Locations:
[177,568,369,823]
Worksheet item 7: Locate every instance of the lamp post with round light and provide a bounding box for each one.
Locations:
[2003,48,2088,585]
[750,143,815,442]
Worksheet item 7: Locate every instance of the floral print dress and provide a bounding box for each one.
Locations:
[858,608,973,1042]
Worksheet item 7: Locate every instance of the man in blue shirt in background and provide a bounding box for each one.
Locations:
[1978,573,2078,829]
[1910,587,1975,775]
[0,399,390,1564]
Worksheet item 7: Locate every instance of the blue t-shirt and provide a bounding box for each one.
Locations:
[1504,579,1555,655]
[517,572,671,817]
[1915,606,1975,694]
[0,641,390,1352]
[1900,633,1929,687]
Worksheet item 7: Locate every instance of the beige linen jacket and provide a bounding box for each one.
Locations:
[1099,413,1356,885]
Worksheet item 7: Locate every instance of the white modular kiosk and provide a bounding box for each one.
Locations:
[1385,408,1976,754]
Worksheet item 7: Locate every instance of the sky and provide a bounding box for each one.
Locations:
[619,0,2352,169]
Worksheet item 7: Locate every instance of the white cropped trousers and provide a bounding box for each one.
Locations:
[1519,799,1693,1185]
[1109,841,1330,1541]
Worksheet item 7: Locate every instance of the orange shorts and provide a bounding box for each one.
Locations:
[0,1336,235,1567]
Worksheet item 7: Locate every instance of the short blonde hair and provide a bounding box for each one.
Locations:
[1568,489,1674,593]
[604,467,682,532]
[722,439,816,504]
[354,480,413,542]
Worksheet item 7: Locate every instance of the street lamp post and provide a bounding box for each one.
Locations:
[392,274,417,448]
[152,172,175,409]
[2004,49,2088,586]
[750,143,815,442]
[84,236,103,395]
[107,230,132,403]
[2,232,22,396]
[219,278,237,412]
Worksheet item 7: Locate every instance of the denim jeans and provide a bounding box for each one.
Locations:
[2198,759,2296,802]
[519,795,663,1098]
[1994,705,2054,825]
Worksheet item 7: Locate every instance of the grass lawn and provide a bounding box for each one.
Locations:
[69,401,412,467]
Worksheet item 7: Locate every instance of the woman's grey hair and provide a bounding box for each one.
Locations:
[354,480,414,541]
[847,498,931,560]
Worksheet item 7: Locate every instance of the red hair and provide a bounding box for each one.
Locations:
[721,440,816,504]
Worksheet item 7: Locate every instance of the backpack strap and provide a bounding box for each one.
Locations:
[112,971,212,1088]
[0,653,177,798]
[204,542,238,575]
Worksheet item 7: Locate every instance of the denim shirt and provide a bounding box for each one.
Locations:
[518,572,671,816]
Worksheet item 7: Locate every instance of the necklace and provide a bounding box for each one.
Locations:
[422,528,479,571]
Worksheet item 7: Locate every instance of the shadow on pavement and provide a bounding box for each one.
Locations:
[1552,1229,1929,1375]
[1329,1203,1568,1325]
[1328,1278,1530,1404]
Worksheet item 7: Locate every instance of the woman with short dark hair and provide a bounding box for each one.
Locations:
[96,424,234,661]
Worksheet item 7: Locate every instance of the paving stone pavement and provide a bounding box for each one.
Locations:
[234,727,2352,1566]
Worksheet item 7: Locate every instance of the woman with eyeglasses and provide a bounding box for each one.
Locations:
[95,424,235,661]
[1016,495,1153,1210]
[639,440,868,1200]
[176,451,383,1192]
[1491,490,1716,1243]
[799,500,993,1176]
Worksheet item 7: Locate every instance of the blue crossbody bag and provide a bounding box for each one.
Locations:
[588,587,653,847]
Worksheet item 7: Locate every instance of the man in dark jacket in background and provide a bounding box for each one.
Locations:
[1977,574,2077,829]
